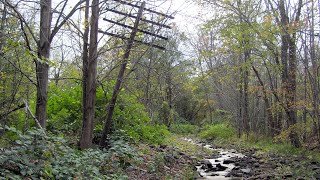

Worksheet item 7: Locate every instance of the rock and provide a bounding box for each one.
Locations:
[190,156,197,160]
[202,159,211,165]
[296,177,305,180]
[197,172,203,178]
[283,173,293,178]
[311,161,318,165]
[211,154,221,159]
[232,166,240,170]
[253,163,260,168]
[240,168,251,174]
[216,163,228,171]
[223,159,236,164]
[159,144,167,149]
[201,160,214,170]
[226,170,243,177]
[313,173,320,179]
[155,148,164,152]
[310,165,320,171]
[208,173,219,176]
[164,155,175,163]
[126,166,135,171]
[251,174,271,179]
[215,159,220,162]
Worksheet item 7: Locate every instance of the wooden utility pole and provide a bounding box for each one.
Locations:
[99,0,173,147]
[99,1,146,147]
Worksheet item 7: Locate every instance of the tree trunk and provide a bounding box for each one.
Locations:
[36,0,52,128]
[309,1,320,142]
[238,66,243,138]
[145,50,153,116]
[243,51,250,137]
[278,0,302,147]
[80,0,99,149]
[252,65,275,136]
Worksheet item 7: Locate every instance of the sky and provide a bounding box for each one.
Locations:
[154,0,210,33]
[48,0,211,61]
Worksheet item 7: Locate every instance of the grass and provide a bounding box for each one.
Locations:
[164,134,214,160]
[169,123,199,135]
[196,123,320,161]
[209,135,320,162]
[199,123,235,140]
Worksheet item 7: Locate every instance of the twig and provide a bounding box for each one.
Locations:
[22,100,46,135]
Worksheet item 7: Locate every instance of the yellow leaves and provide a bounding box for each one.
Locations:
[263,15,273,24]
[273,122,308,144]
[82,20,90,30]
[287,20,303,35]
[0,72,6,79]
[248,85,263,94]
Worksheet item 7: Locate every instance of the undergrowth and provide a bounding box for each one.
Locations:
[199,123,236,140]
[0,127,139,179]
[164,134,212,160]
[169,123,199,135]
[195,123,320,161]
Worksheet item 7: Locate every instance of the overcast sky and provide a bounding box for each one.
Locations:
[144,0,210,33]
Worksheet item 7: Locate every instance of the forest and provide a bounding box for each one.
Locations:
[1,0,320,179]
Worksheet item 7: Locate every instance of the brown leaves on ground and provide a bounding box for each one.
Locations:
[126,143,196,180]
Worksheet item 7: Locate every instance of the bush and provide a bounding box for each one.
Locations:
[0,127,138,179]
[169,123,199,135]
[199,123,235,140]
[47,84,82,132]
[125,124,169,145]
[47,81,169,144]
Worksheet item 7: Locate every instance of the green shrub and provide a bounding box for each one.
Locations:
[0,127,137,179]
[47,81,169,144]
[199,123,236,140]
[169,123,199,135]
[47,83,82,132]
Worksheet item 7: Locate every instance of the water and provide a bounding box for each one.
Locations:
[183,138,245,179]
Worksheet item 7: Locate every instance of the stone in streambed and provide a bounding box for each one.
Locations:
[283,173,293,178]
[232,166,240,170]
[253,162,260,168]
[207,173,219,176]
[226,170,243,177]
[240,168,251,174]
[309,164,320,171]
[223,158,236,164]
[313,172,320,179]
[216,163,228,171]
[201,160,214,170]
[126,166,135,172]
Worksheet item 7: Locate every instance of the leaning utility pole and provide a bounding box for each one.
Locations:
[99,1,173,147]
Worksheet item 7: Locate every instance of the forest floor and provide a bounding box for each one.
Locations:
[126,135,320,179]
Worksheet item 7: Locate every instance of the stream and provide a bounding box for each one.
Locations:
[183,138,246,179]
[183,138,320,179]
